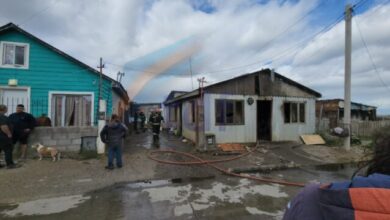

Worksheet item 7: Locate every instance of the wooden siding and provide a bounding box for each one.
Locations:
[258,73,315,98]
[204,93,257,143]
[271,97,316,141]
[204,71,318,98]
[0,30,112,120]
[205,74,256,95]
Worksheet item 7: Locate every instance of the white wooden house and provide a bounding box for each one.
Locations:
[164,69,321,146]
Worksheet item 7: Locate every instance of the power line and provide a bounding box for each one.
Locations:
[107,11,345,77]
[105,1,333,76]
[189,57,194,90]
[18,0,59,26]
[199,0,330,74]
[353,0,372,10]
[353,15,390,92]
[201,11,345,75]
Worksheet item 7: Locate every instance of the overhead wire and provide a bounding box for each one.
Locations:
[201,11,345,75]
[100,0,335,76]
[18,0,59,26]
[353,10,390,92]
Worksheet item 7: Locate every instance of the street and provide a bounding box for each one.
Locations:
[0,131,359,220]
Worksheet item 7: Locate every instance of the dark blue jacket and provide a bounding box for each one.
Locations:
[100,122,126,148]
[283,173,390,220]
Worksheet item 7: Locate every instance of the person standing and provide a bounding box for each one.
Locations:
[100,114,127,170]
[139,111,146,132]
[149,110,164,146]
[0,105,18,169]
[133,111,139,134]
[9,104,36,160]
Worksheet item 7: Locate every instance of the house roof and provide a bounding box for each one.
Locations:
[204,68,321,97]
[165,68,321,105]
[112,82,130,104]
[0,22,114,83]
[164,90,189,103]
[317,99,377,109]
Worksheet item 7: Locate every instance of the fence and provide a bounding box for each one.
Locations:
[350,120,390,137]
[28,126,98,152]
[317,117,390,137]
[0,97,48,116]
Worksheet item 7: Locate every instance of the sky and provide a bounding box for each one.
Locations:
[0,0,389,114]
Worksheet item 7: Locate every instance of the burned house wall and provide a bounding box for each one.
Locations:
[258,73,316,98]
[181,99,197,142]
[203,93,257,143]
[204,75,256,95]
[271,97,316,141]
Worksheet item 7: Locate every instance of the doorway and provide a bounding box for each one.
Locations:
[257,100,272,141]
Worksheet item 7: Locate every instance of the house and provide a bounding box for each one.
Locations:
[164,69,321,145]
[112,82,130,124]
[316,99,377,128]
[133,102,162,122]
[163,90,188,131]
[0,23,128,126]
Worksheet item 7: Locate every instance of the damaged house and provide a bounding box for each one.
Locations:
[164,69,321,146]
[316,99,377,128]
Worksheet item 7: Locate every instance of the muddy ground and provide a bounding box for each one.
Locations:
[0,131,369,219]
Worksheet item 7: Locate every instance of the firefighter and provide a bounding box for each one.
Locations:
[149,110,164,146]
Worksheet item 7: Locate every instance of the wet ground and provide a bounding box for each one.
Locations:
[0,130,361,220]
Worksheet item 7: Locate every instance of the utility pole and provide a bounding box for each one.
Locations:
[189,57,194,90]
[344,4,352,151]
[117,71,125,83]
[196,77,207,149]
[96,57,106,154]
[97,57,105,107]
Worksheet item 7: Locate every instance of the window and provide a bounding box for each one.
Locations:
[299,103,305,123]
[215,99,244,125]
[284,102,306,123]
[0,42,29,68]
[51,94,93,126]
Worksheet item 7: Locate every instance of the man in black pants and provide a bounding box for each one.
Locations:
[0,105,18,169]
[149,110,164,147]
[9,104,36,160]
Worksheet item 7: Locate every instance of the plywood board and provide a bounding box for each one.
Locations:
[300,134,326,145]
[218,143,246,152]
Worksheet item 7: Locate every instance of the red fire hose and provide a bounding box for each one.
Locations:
[148,148,305,187]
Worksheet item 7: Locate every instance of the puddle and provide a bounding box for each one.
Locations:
[126,179,172,189]
[1,195,90,217]
[246,207,284,217]
[75,178,93,183]
[126,176,215,189]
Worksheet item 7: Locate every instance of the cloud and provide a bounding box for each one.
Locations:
[0,0,389,113]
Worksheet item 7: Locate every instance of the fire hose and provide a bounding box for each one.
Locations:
[147,148,305,187]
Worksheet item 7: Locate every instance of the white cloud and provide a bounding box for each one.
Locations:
[0,0,389,113]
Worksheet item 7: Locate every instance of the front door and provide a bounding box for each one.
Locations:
[257,100,272,141]
[0,88,29,114]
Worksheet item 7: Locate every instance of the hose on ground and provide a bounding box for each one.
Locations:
[147,148,305,187]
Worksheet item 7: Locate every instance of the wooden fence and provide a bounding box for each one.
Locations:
[350,120,390,137]
[317,118,390,137]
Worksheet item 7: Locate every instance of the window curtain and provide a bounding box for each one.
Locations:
[52,95,92,127]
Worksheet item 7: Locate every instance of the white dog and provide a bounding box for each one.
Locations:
[31,144,61,162]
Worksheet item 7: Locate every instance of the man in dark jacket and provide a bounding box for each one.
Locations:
[139,111,146,132]
[100,114,127,170]
[8,104,36,160]
[149,110,164,147]
[0,105,19,169]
